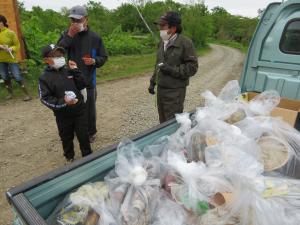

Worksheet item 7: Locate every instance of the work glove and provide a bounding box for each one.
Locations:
[148,83,155,95]
[159,63,175,76]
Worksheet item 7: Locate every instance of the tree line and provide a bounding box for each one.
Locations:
[17,0,259,64]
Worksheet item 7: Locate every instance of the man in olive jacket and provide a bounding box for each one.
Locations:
[148,12,198,123]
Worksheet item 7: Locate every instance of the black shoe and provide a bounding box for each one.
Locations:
[65,158,74,165]
[89,135,96,143]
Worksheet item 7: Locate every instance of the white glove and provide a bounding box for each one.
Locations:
[80,88,87,103]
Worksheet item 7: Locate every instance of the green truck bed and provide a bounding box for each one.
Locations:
[6,120,179,225]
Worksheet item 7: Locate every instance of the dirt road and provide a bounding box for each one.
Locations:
[0,44,244,224]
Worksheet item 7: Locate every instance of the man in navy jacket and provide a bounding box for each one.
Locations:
[58,5,108,142]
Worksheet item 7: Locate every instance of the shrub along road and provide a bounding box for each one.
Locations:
[0,44,244,223]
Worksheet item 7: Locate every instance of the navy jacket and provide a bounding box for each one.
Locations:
[57,28,108,88]
[38,66,86,116]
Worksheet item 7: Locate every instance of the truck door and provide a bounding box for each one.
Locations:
[240,0,300,100]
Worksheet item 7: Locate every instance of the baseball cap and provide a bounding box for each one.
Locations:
[154,11,182,26]
[68,5,87,19]
[41,44,65,58]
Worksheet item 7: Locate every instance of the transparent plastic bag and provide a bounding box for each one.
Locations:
[115,140,147,186]
[222,175,300,225]
[47,182,112,225]
[248,90,280,116]
[143,136,169,160]
[199,80,246,122]
[150,191,188,225]
[167,151,232,215]
[236,117,300,178]
[205,144,264,178]
[105,140,161,225]
[120,184,159,225]
[166,113,192,154]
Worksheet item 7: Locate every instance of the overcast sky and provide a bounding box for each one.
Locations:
[22,0,278,18]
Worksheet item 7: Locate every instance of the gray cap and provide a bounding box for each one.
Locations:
[68,5,87,19]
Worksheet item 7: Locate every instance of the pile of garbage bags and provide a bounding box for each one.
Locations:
[48,80,300,225]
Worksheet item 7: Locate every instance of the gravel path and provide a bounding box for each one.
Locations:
[0,44,244,223]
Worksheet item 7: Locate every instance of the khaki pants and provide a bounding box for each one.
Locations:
[157,86,186,123]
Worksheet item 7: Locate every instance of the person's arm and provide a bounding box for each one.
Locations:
[9,31,20,53]
[160,39,198,79]
[38,77,67,110]
[94,36,108,68]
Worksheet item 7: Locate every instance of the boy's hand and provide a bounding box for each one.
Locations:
[64,96,78,105]
[44,58,54,66]
[69,60,78,69]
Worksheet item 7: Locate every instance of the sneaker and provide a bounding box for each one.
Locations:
[23,95,32,101]
[89,135,96,143]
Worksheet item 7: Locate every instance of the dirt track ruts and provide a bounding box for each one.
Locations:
[0,44,245,224]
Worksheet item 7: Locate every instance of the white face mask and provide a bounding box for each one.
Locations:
[78,22,85,32]
[160,30,171,41]
[51,57,66,69]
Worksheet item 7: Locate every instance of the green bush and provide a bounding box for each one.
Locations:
[103,26,154,55]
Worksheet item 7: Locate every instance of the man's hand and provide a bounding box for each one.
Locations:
[68,23,81,37]
[148,83,155,95]
[64,96,78,105]
[159,63,174,76]
[82,57,95,66]
[69,60,78,69]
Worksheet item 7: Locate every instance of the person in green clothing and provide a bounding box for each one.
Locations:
[0,15,31,101]
[148,12,198,123]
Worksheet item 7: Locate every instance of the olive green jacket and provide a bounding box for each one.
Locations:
[150,34,198,89]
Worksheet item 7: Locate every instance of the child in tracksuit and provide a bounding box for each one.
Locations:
[38,44,92,162]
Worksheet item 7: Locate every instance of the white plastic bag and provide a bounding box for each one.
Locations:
[248,90,280,116]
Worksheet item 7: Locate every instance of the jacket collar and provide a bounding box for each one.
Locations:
[160,34,181,49]
[45,65,66,72]
[169,34,181,48]
[0,27,8,32]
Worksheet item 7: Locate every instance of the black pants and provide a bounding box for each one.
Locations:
[56,108,92,160]
[86,88,97,136]
[157,86,186,123]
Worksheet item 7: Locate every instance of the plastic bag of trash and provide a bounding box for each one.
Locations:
[167,151,232,215]
[47,182,115,225]
[236,117,300,178]
[190,117,260,160]
[218,80,241,103]
[105,140,161,225]
[166,113,192,154]
[248,90,280,116]
[199,80,246,122]
[143,136,169,160]
[222,175,300,225]
[150,190,188,225]
[205,144,264,178]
